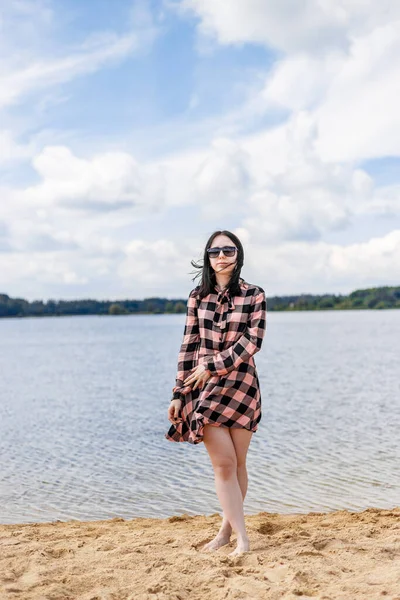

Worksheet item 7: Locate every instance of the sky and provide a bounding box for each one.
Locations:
[1,0,400,302]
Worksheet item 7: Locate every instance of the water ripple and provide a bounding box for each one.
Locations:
[0,310,400,523]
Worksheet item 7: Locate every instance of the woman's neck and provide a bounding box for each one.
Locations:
[215,276,230,290]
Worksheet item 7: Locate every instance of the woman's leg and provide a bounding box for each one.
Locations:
[201,424,251,554]
[219,427,253,537]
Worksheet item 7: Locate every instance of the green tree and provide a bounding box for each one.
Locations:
[109,303,128,315]
[165,301,175,313]
[173,301,186,313]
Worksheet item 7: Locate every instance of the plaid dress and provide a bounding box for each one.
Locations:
[165,277,267,445]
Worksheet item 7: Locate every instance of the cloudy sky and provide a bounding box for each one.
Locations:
[1,0,400,301]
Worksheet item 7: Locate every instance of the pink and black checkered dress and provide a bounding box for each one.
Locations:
[165,277,267,445]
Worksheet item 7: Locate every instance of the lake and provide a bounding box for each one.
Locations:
[0,309,399,524]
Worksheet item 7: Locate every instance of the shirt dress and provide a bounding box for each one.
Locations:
[165,277,267,445]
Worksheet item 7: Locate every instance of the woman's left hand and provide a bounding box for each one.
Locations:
[183,364,211,391]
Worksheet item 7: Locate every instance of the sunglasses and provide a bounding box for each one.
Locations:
[207,246,237,259]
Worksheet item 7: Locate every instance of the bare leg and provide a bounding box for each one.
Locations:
[219,464,248,536]
[218,428,252,539]
[201,425,252,554]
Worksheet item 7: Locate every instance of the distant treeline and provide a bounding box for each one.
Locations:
[0,286,399,318]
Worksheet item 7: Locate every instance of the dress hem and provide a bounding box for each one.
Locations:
[165,417,259,445]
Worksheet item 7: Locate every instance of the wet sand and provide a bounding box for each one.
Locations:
[1,506,400,599]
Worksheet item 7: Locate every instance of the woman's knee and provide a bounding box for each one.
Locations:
[213,457,237,480]
[203,424,238,476]
[236,461,247,471]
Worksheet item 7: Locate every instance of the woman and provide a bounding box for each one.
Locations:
[165,230,267,556]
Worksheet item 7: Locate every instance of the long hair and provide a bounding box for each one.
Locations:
[190,230,244,300]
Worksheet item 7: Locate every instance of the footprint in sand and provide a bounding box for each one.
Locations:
[40,547,75,558]
[263,564,291,583]
[256,521,283,535]
[312,538,348,551]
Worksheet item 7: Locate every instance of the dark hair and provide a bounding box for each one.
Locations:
[190,230,244,300]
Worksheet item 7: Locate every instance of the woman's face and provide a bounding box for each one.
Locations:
[208,234,238,277]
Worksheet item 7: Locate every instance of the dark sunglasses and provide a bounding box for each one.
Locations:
[207,246,237,259]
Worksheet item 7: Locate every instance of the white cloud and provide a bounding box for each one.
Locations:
[178,0,345,52]
[363,184,400,216]
[224,17,400,164]
[0,32,150,110]
[22,146,165,213]
[237,113,374,241]
[328,230,400,284]
[177,0,400,163]
[261,54,342,112]
[0,0,159,169]
[2,226,399,299]
[315,21,400,162]
[0,112,384,267]
[0,4,157,115]
[0,251,88,288]
[1,1,400,299]
[0,130,33,163]
[118,239,193,289]
[192,138,251,218]
[5,106,391,255]
[178,0,400,53]
[243,230,400,294]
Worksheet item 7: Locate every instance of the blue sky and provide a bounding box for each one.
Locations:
[1,0,400,301]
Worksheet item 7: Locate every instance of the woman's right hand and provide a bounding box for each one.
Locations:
[168,399,183,424]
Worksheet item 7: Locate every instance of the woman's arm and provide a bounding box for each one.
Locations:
[206,288,267,377]
[171,290,200,400]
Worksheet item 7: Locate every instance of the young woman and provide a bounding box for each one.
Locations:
[165,230,267,556]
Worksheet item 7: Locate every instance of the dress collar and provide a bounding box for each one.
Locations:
[213,277,245,310]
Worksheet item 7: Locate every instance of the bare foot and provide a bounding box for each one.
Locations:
[202,531,231,552]
[228,536,250,556]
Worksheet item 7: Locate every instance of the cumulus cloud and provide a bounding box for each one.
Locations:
[179,1,400,164]
[364,184,400,216]
[315,21,400,162]
[2,223,399,300]
[248,18,400,163]
[22,146,166,213]
[261,54,342,112]
[0,251,88,289]
[242,230,400,294]
[1,1,399,299]
[178,0,400,53]
[192,138,251,218]
[236,113,375,242]
[118,239,197,290]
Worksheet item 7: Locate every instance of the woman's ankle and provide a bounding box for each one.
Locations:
[219,524,232,536]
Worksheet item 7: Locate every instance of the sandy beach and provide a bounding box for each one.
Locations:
[1,507,400,599]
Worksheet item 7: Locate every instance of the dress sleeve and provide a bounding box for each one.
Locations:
[206,288,267,377]
[171,290,200,400]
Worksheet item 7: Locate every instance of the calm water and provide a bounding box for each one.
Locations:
[0,309,399,525]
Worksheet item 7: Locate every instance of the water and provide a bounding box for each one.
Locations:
[0,309,399,524]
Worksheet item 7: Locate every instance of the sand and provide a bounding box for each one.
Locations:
[1,507,400,599]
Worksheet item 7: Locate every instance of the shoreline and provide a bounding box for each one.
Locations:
[1,506,400,599]
[1,305,400,320]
